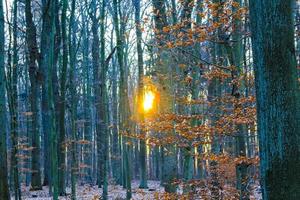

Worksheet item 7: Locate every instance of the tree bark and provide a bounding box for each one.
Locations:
[58,0,68,194]
[249,0,300,199]
[0,0,10,197]
[133,0,148,189]
[25,0,42,190]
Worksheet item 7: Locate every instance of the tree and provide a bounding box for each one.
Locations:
[1,0,295,199]
[48,0,59,198]
[69,0,77,198]
[151,0,178,193]
[112,0,132,198]
[132,0,148,189]
[249,0,300,199]
[25,0,42,190]
[81,0,92,184]
[224,1,250,199]
[7,0,21,198]
[40,0,52,189]
[58,0,68,194]
[99,0,109,199]
[0,0,10,197]
[179,0,194,193]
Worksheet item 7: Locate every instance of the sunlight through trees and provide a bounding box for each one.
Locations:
[0,0,299,199]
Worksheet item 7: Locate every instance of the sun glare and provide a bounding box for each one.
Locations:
[143,90,155,112]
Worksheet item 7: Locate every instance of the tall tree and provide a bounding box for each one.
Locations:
[132,0,148,189]
[0,0,10,197]
[110,37,121,184]
[25,0,42,190]
[40,0,53,189]
[69,0,77,199]
[223,1,250,199]
[249,0,300,199]
[99,0,109,199]
[180,0,194,192]
[89,0,104,188]
[152,0,177,193]
[7,0,21,198]
[58,0,68,194]
[112,0,132,198]
[81,0,92,183]
[48,0,59,198]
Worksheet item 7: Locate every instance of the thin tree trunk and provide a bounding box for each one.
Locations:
[152,0,177,193]
[81,2,92,183]
[8,0,21,198]
[111,41,121,184]
[58,0,68,194]
[0,0,10,196]
[112,0,132,197]
[40,0,52,189]
[99,0,108,198]
[69,0,77,198]
[25,0,42,190]
[133,0,148,189]
[48,0,58,198]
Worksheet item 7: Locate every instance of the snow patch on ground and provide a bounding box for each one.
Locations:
[21,180,164,200]
[20,180,262,199]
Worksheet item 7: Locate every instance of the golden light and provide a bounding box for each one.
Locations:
[143,90,155,112]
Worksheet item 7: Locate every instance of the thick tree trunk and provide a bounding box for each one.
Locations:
[249,0,300,199]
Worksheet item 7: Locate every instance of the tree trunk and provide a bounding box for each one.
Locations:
[48,0,58,198]
[40,0,52,189]
[151,0,178,193]
[8,0,21,198]
[99,0,109,198]
[25,0,42,190]
[112,0,132,197]
[133,0,148,189]
[81,2,92,183]
[249,0,300,199]
[111,44,121,184]
[58,0,68,194]
[0,0,10,197]
[69,0,77,198]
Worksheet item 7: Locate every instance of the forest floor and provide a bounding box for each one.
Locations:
[22,180,164,200]
[21,180,262,200]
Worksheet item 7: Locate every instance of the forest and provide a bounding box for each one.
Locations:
[0,0,299,199]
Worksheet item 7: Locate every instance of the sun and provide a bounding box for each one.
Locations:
[143,90,155,112]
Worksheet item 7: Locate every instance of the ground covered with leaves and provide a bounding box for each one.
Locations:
[21,180,262,200]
